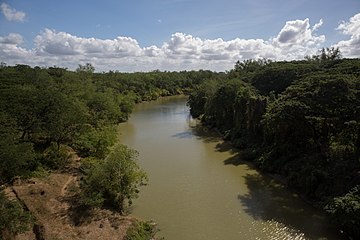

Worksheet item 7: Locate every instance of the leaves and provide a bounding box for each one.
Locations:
[79,144,147,213]
[187,57,360,238]
[0,190,33,236]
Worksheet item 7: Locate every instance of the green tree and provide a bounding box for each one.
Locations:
[187,79,219,118]
[0,190,33,238]
[80,144,147,213]
[76,63,95,73]
[75,125,117,159]
[0,111,35,183]
[326,186,360,238]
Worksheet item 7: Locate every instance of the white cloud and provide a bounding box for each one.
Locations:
[312,19,323,31]
[0,33,31,61]
[0,17,331,72]
[0,33,23,45]
[0,3,26,22]
[273,18,325,46]
[144,45,163,57]
[34,29,143,57]
[334,13,360,58]
[337,13,360,36]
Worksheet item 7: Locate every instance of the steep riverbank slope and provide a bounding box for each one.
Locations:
[2,154,147,240]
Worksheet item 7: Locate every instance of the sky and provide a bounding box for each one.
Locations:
[0,0,359,72]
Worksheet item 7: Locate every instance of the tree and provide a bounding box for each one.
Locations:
[76,63,95,73]
[79,144,147,213]
[306,47,342,67]
[42,92,88,149]
[0,190,33,238]
[187,79,219,118]
[0,111,35,183]
[326,186,360,238]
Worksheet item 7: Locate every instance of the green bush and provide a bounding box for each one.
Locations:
[74,126,117,159]
[79,144,147,213]
[0,190,33,238]
[0,111,35,184]
[125,221,157,240]
[41,143,70,170]
[325,186,360,238]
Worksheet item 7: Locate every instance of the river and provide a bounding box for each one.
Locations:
[118,96,342,240]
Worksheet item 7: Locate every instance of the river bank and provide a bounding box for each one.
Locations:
[2,151,157,240]
[199,122,346,236]
[120,96,343,240]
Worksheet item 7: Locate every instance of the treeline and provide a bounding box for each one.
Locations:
[188,49,360,238]
[0,64,222,182]
[0,63,223,236]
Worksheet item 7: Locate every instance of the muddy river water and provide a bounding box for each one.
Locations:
[118,96,342,240]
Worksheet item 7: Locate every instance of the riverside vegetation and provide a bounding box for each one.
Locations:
[188,48,360,239]
[0,63,222,239]
[0,47,359,239]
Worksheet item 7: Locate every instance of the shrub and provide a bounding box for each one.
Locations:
[41,143,70,170]
[125,221,158,240]
[325,186,360,238]
[0,190,33,238]
[79,144,147,213]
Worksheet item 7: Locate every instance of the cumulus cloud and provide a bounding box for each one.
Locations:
[273,18,325,46]
[0,33,23,45]
[163,33,279,61]
[334,13,360,58]
[34,29,143,57]
[0,3,26,22]
[0,33,32,61]
[6,15,359,72]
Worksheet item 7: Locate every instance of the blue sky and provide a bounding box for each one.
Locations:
[1,0,359,72]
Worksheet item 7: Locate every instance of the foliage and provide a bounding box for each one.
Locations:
[187,55,360,238]
[261,73,359,197]
[125,220,158,240]
[41,143,70,170]
[79,144,147,213]
[306,47,342,64]
[0,63,223,238]
[2,54,360,238]
[0,64,216,183]
[325,186,360,238]
[187,79,219,118]
[0,190,33,238]
[74,125,117,159]
[0,111,35,183]
[76,63,95,73]
[188,78,263,147]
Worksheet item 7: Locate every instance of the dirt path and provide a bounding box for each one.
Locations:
[60,175,75,196]
[8,172,136,240]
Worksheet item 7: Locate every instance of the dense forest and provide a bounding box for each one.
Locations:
[0,63,223,238]
[1,47,359,239]
[188,48,360,238]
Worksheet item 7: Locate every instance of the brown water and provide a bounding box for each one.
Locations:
[118,96,342,240]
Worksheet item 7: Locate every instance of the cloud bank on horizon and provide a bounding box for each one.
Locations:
[0,2,359,72]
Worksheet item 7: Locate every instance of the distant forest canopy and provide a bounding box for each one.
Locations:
[0,63,225,183]
[188,48,360,239]
[0,47,359,238]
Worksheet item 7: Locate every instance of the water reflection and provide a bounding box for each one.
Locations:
[189,122,342,239]
[238,173,338,239]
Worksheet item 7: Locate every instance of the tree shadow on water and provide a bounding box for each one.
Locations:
[190,125,220,143]
[189,125,238,154]
[223,154,247,166]
[172,131,193,139]
[238,173,343,239]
